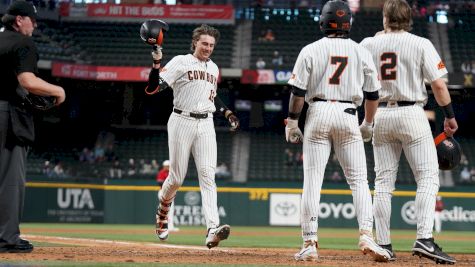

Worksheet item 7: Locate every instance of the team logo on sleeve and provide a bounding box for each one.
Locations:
[437,61,446,70]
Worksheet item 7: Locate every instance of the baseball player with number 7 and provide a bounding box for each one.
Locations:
[142,22,239,249]
[285,0,390,262]
[360,0,458,264]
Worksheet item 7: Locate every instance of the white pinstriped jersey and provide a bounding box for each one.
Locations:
[288,37,380,106]
[360,32,448,104]
[160,54,219,113]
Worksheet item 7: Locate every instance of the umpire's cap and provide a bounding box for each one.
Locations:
[7,0,38,21]
[320,0,352,35]
[140,19,169,46]
[434,132,462,170]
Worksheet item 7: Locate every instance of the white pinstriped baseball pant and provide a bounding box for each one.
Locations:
[373,105,439,245]
[159,112,220,229]
[301,102,374,241]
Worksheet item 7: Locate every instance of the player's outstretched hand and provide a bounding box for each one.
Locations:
[285,118,303,144]
[359,120,373,142]
[444,117,458,137]
[152,45,162,63]
[227,113,240,131]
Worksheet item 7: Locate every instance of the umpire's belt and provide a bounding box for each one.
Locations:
[312,97,353,104]
[379,101,416,107]
[173,108,209,119]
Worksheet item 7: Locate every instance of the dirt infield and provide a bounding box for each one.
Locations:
[1,235,475,266]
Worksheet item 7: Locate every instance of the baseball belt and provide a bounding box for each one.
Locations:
[312,97,353,104]
[379,101,416,107]
[173,108,209,119]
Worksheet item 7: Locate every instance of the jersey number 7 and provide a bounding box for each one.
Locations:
[329,56,348,85]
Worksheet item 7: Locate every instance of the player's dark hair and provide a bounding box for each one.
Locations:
[383,0,413,31]
[1,14,17,29]
[190,24,220,52]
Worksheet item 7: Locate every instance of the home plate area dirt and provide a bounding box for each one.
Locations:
[1,235,475,266]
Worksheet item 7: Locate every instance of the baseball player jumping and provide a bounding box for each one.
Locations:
[360,0,458,264]
[145,24,240,249]
[286,0,390,262]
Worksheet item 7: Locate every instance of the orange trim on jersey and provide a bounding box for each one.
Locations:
[145,85,160,95]
[438,61,446,70]
[329,56,349,85]
[434,132,447,146]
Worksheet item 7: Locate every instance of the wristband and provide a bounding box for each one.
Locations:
[441,103,455,119]
[288,112,300,120]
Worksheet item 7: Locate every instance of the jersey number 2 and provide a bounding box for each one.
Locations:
[380,53,397,80]
[329,56,348,85]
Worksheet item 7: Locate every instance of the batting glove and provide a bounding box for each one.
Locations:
[359,120,373,142]
[226,112,240,131]
[152,45,162,64]
[285,118,303,143]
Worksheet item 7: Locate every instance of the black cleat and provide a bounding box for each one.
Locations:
[380,244,396,261]
[0,239,34,253]
[412,238,456,265]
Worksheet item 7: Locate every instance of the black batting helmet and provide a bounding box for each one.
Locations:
[320,0,352,35]
[140,19,169,46]
[434,133,462,170]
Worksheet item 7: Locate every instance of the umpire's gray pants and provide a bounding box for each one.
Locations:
[0,101,27,246]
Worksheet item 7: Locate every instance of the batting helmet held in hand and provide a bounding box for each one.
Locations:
[140,19,169,46]
[434,132,462,170]
[320,0,352,35]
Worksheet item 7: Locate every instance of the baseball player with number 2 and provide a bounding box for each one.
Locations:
[143,22,239,249]
[360,0,457,264]
[286,0,390,262]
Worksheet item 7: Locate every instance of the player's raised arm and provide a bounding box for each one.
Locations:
[139,19,171,95]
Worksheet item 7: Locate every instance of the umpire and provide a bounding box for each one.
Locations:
[0,0,65,253]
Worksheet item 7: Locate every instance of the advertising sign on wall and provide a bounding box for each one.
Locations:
[24,182,475,230]
[24,186,104,223]
[173,191,227,226]
[52,62,151,81]
[269,193,300,226]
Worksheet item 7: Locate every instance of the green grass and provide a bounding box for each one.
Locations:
[21,223,475,253]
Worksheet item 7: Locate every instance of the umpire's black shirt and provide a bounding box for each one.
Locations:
[0,27,38,102]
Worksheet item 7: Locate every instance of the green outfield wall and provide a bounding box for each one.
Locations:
[23,181,475,230]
